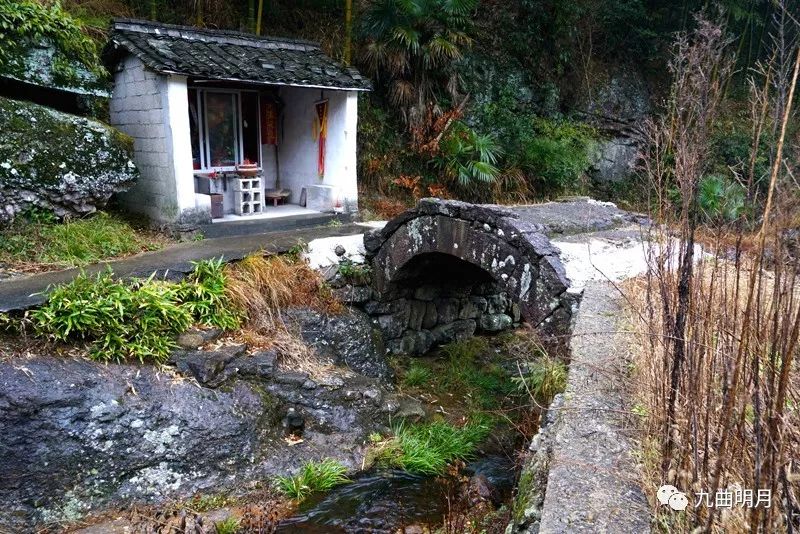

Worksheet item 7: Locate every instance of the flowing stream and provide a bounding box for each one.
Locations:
[276,456,516,532]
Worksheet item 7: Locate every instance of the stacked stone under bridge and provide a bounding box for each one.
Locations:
[361,199,574,355]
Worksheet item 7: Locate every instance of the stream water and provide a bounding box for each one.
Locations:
[276,456,516,533]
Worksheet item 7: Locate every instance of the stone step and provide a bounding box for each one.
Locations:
[199,212,352,239]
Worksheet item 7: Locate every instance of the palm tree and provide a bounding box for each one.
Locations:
[360,0,477,127]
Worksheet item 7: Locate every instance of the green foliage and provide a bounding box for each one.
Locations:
[376,419,491,475]
[213,517,240,534]
[0,212,162,269]
[360,0,477,125]
[521,117,597,192]
[177,258,241,330]
[697,174,746,223]
[31,259,240,363]
[336,258,373,284]
[476,87,597,195]
[434,121,502,188]
[402,360,432,387]
[32,271,193,363]
[275,459,350,501]
[0,0,106,88]
[512,355,568,403]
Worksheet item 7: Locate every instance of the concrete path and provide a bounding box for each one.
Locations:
[0,223,368,312]
[538,281,651,533]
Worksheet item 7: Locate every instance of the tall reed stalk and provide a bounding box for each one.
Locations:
[634,12,800,532]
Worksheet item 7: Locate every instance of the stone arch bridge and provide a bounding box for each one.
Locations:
[361,199,575,355]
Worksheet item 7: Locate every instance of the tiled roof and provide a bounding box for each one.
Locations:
[104,19,371,91]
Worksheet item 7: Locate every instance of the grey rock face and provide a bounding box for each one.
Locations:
[0,96,138,226]
[0,356,271,529]
[285,307,390,379]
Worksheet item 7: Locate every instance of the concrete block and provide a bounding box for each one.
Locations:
[305,184,338,212]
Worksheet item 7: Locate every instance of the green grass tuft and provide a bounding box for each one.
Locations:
[213,516,240,534]
[0,212,163,269]
[275,459,350,501]
[30,259,240,363]
[376,419,492,475]
[402,360,433,387]
[512,354,568,403]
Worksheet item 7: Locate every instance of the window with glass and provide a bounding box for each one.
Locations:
[188,89,261,171]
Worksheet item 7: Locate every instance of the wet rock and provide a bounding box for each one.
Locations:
[479,314,513,333]
[302,379,318,390]
[283,407,305,436]
[422,302,438,329]
[486,293,509,314]
[274,372,310,386]
[334,245,346,257]
[0,356,275,530]
[332,285,374,304]
[363,388,383,406]
[377,314,405,338]
[413,285,440,301]
[232,350,277,379]
[395,398,426,420]
[380,395,401,414]
[435,298,460,324]
[176,332,205,349]
[431,320,476,345]
[170,344,245,387]
[286,308,390,380]
[406,300,428,331]
[388,330,434,356]
[468,474,501,506]
[317,375,345,389]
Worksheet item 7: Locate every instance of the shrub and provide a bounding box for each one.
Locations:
[275,459,350,501]
[433,121,502,188]
[376,419,491,475]
[697,174,746,222]
[336,258,373,285]
[512,354,568,403]
[32,271,192,363]
[178,258,241,330]
[213,517,240,534]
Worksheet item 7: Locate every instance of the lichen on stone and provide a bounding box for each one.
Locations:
[0,96,138,225]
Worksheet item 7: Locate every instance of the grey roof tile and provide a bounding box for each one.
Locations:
[104,19,371,91]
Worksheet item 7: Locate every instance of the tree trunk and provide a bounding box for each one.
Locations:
[150,0,157,21]
[343,0,353,65]
[256,0,265,35]
[195,0,203,27]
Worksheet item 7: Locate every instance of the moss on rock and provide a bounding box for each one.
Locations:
[0,96,138,225]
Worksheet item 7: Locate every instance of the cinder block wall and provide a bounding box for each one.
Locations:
[109,56,179,222]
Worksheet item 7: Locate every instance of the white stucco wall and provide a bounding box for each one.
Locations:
[109,56,198,222]
[278,87,359,211]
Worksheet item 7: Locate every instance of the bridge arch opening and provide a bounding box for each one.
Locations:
[361,199,573,355]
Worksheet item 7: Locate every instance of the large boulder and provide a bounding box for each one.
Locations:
[0,96,137,226]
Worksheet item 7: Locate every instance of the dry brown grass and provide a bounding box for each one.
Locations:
[625,246,800,532]
[223,253,342,376]
[224,253,342,330]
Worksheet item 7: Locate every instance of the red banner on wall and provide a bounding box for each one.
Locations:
[313,99,329,178]
[261,99,279,145]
